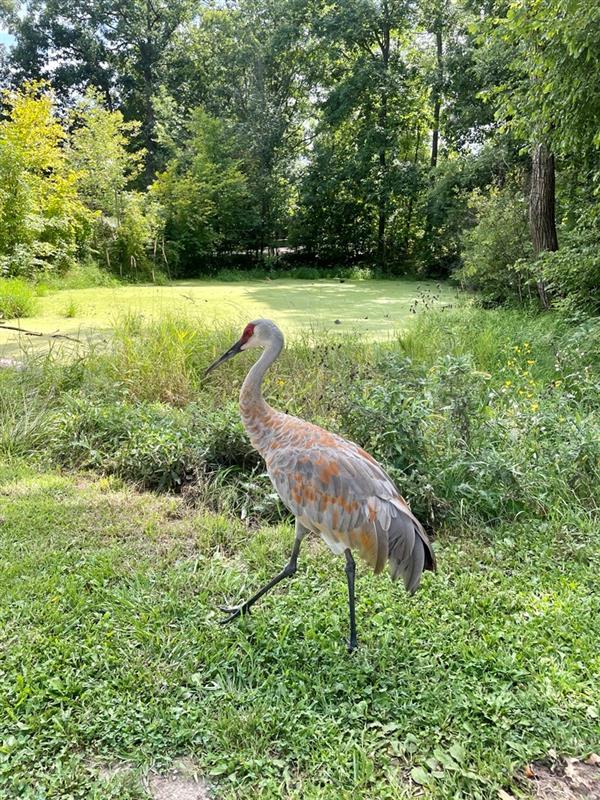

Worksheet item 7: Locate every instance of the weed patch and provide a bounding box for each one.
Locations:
[0,277,37,318]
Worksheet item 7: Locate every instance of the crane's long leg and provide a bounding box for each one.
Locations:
[219,521,308,625]
[344,549,358,653]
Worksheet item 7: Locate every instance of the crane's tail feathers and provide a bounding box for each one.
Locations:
[388,511,435,594]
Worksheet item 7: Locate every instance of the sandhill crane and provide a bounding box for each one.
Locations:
[205,319,435,651]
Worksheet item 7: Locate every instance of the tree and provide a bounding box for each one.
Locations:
[479,0,600,303]
[299,0,425,268]
[424,0,448,169]
[528,142,557,308]
[69,89,144,219]
[9,0,194,181]
[0,82,91,276]
[180,0,311,253]
[151,109,253,273]
[67,89,158,278]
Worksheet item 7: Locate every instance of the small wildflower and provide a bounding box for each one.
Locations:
[527,359,534,365]
[504,380,512,387]
[531,402,539,412]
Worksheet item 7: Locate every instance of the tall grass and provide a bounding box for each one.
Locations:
[0,277,38,318]
[0,307,598,531]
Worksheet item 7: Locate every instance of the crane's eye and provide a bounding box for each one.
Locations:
[242,323,255,342]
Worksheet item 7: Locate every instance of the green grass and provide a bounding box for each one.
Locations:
[0,278,457,356]
[0,305,598,797]
[0,277,38,319]
[0,463,598,799]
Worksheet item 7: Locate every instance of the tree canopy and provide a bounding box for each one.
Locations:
[0,0,598,310]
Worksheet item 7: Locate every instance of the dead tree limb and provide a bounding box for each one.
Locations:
[0,323,82,343]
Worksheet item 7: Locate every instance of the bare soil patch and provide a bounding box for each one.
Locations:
[145,758,210,800]
[527,754,600,800]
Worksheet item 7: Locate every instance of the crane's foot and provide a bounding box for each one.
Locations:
[218,603,250,624]
[347,637,358,654]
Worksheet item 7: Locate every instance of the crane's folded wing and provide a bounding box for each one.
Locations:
[266,436,435,586]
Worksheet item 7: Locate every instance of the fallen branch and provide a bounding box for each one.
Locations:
[0,323,82,343]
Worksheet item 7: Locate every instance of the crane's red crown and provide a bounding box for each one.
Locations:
[241,323,255,342]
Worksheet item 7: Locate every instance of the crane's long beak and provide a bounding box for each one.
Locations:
[204,338,244,376]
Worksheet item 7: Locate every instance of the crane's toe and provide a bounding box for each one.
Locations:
[218,603,250,624]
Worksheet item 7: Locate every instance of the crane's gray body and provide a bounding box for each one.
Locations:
[237,319,435,593]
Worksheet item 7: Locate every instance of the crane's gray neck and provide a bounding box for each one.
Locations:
[239,333,284,452]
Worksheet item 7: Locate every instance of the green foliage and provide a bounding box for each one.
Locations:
[50,397,203,490]
[4,0,600,292]
[0,82,92,277]
[152,110,253,274]
[62,297,78,318]
[457,183,533,304]
[536,220,600,316]
[0,277,37,318]
[290,266,321,280]
[214,267,271,282]
[1,308,598,534]
[69,89,144,216]
[294,1,427,269]
[107,192,161,280]
[0,436,598,797]
[67,91,162,280]
[489,0,600,163]
[41,259,121,290]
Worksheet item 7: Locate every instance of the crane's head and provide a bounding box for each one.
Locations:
[204,319,282,376]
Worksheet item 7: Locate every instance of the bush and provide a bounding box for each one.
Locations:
[536,223,600,316]
[50,397,203,490]
[215,268,269,282]
[193,404,260,471]
[0,278,38,318]
[457,184,533,304]
[42,260,121,290]
[291,266,321,280]
[338,314,599,528]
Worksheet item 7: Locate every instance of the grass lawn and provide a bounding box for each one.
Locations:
[0,278,457,357]
[1,463,598,799]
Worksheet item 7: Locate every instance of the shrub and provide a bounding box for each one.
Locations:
[457,184,533,304]
[193,404,260,471]
[291,266,321,280]
[214,268,268,282]
[42,260,120,290]
[50,397,204,490]
[0,278,37,318]
[536,224,600,316]
[63,297,77,318]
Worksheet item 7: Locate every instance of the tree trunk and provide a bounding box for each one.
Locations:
[402,127,422,252]
[377,97,387,268]
[376,7,390,269]
[430,26,443,169]
[141,45,156,184]
[529,142,558,309]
